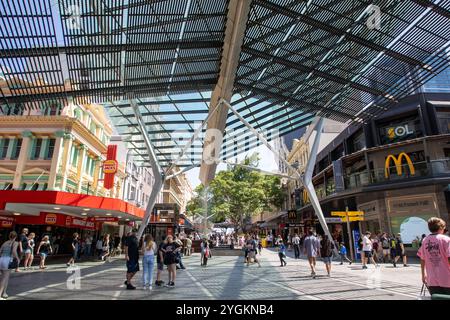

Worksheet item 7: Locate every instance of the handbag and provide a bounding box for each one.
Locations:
[8,242,18,270]
[418,283,431,300]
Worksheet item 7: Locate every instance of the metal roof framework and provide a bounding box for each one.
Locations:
[0,0,449,170]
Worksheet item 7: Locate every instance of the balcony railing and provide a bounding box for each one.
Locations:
[343,160,450,189]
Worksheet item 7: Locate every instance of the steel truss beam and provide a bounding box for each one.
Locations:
[255,0,426,68]
[0,41,223,58]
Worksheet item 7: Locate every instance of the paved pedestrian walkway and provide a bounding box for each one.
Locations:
[5,248,422,300]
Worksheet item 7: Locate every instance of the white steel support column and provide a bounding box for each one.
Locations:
[132,101,165,240]
[221,100,337,255]
[134,99,224,239]
[302,117,339,256]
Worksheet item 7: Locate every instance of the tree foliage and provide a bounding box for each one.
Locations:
[186,153,285,231]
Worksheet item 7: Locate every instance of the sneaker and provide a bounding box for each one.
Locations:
[393,262,397,268]
[66,263,71,267]
[362,265,368,269]
[349,262,352,265]
[126,284,136,290]
[168,282,175,287]
[403,264,409,267]
[124,280,128,285]
[148,285,153,291]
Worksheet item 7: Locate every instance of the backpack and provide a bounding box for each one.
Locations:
[382,238,389,248]
[390,238,397,249]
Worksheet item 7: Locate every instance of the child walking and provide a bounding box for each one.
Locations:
[278,240,287,267]
[339,243,352,265]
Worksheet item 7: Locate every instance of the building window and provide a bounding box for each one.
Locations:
[46,139,55,159]
[71,146,79,167]
[11,139,22,160]
[42,183,48,191]
[129,186,136,200]
[21,183,27,190]
[32,139,42,160]
[31,183,39,191]
[4,183,13,190]
[0,138,9,159]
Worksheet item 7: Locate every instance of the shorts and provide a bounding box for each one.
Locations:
[363,251,372,258]
[126,260,140,273]
[24,249,32,254]
[322,257,332,264]
[382,249,390,255]
[0,256,11,270]
[40,253,47,259]
[157,262,164,271]
[395,250,405,258]
[248,251,256,259]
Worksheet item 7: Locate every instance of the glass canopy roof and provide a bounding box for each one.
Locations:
[1,0,449,169]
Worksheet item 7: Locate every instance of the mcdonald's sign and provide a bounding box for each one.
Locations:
[384,152,415,178]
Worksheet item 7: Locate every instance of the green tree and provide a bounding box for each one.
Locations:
[187,153,285,232]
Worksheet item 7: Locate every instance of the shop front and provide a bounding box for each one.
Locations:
[358,200,382,234]
[385,193,440,247]
[0,190,144,249]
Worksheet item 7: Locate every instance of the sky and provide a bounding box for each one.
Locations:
[185,143,280,190]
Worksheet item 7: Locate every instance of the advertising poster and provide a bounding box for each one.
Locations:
[352,229,361,261]
[390,215,431,245]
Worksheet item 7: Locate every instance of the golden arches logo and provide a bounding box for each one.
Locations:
[302,190,309,203]
[384,152,415,178]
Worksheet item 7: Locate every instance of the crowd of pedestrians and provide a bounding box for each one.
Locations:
[123,230,194,290]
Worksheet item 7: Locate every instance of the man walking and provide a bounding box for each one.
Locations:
[320,235,334,277]
[292,233,301,259]
[124,229,140,290]
[418,217,450,295]
[362,231,378,269]
[393,233,408,267]
[304,229,320,278]
[185,236,192,256]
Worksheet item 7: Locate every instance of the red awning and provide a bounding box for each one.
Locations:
[0,190,145,221]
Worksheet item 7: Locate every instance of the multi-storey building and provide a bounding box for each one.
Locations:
[291,70,450,253]
[0,75,143,246]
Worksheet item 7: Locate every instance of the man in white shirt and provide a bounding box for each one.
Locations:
[362,231,379,269]
[292,234,301,259]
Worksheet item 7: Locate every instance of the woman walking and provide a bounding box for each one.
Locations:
[24,233,36,270]
[163,235,181,288]
[278,240,287,267]
[36,236,52,269]
[101,234,110,261]
[142,234,156,290]
[67,233,79,266]
[0,231,19,299]
[202,240,210,267]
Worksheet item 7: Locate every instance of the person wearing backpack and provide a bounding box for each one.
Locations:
[320,235,334,277]
[389,234,397,266]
